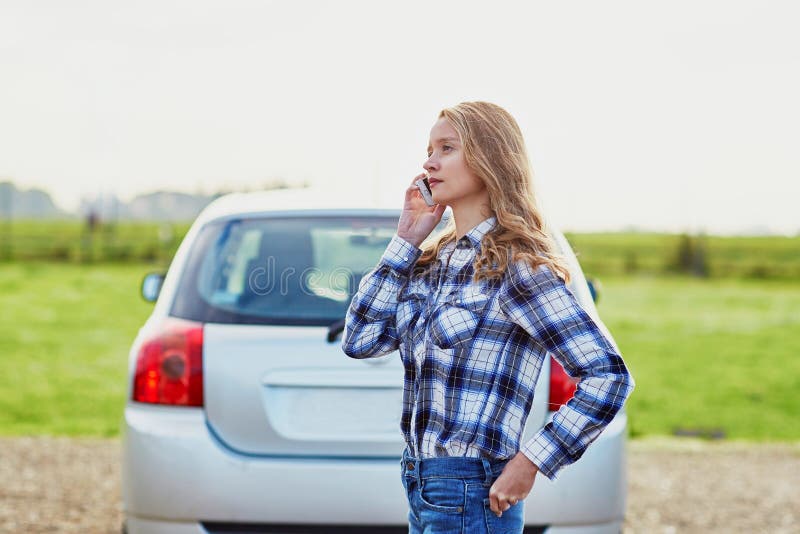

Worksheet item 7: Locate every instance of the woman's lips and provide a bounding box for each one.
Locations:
[428,178,443,188]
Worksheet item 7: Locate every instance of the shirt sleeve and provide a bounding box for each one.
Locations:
[499,261,635,481]
[341,234,422,359]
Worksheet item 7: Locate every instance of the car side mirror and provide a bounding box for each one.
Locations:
[586,278,600,304]
[141,273,165,302]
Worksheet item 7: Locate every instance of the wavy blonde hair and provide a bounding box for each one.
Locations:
[415,101,571,285]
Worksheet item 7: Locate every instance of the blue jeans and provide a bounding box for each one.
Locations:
[400,448,525,533]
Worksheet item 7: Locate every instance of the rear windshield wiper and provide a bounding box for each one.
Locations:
[327,318,346,343]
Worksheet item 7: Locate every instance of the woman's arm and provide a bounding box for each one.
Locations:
[341,235,422,359]
[343,174,445,359]
[499,260,636,481]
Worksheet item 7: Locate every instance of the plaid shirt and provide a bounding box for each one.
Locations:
[342,216,635,481]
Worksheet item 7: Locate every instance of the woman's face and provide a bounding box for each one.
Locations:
[424,117,487,208]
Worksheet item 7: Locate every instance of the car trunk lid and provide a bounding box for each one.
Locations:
[203,323,406,457]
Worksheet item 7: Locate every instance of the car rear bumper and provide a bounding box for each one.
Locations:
[122,403,629,531]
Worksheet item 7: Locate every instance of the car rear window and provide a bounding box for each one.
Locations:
[170,216,402,326]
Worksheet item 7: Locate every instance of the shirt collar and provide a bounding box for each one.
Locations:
[454,215,497,252]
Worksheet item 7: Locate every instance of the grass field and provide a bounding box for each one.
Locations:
[0,263,154,436]
[597,275,800,441]
[0,262,798,440]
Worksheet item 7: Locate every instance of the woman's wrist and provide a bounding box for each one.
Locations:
[514,451,540,476]
[396,233,423,249]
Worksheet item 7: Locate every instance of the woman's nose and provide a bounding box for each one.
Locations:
[423,156,438,172]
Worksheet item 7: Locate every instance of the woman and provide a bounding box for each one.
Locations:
[342,101,635,533]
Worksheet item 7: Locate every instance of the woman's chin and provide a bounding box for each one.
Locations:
[431,193,449,206]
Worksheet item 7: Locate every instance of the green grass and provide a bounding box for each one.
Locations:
[0,263,798,441]
[0,263,155,436]
[599,275,800,441]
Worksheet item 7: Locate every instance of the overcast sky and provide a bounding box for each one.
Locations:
[1,1,798,235]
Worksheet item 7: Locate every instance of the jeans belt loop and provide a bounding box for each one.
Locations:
[481,457,494,486]
[405,448,422,486]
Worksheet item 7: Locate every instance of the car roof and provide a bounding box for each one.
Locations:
[195,188,402,225]
[195,187,565,235]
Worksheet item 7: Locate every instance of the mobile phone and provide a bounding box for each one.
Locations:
[415,178,435,206]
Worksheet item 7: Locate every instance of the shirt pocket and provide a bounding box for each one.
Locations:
[429,287,491,350]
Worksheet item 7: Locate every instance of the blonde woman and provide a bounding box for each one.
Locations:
[343,101,635,533]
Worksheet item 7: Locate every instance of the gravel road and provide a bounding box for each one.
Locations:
[0,436,797,533]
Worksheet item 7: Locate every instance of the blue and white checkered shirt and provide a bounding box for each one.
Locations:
[342,216,635,481]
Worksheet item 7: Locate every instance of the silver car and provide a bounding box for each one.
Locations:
[122,189,630,533]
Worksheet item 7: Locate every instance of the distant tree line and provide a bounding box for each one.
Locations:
[0,222,797,281]
[565,231,799,281]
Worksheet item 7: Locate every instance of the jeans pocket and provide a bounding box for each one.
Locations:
[483,497,524,534]
[418,477,466,514]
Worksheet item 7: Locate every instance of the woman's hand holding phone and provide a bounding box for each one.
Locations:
[397,173,446,249]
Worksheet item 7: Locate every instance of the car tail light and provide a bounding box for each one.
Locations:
[133,317,204,406]
[548,355,578,411]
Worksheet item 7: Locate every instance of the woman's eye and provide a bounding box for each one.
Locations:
[426,146,452,157]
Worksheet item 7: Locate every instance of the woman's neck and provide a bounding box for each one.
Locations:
[451,201,494,240]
